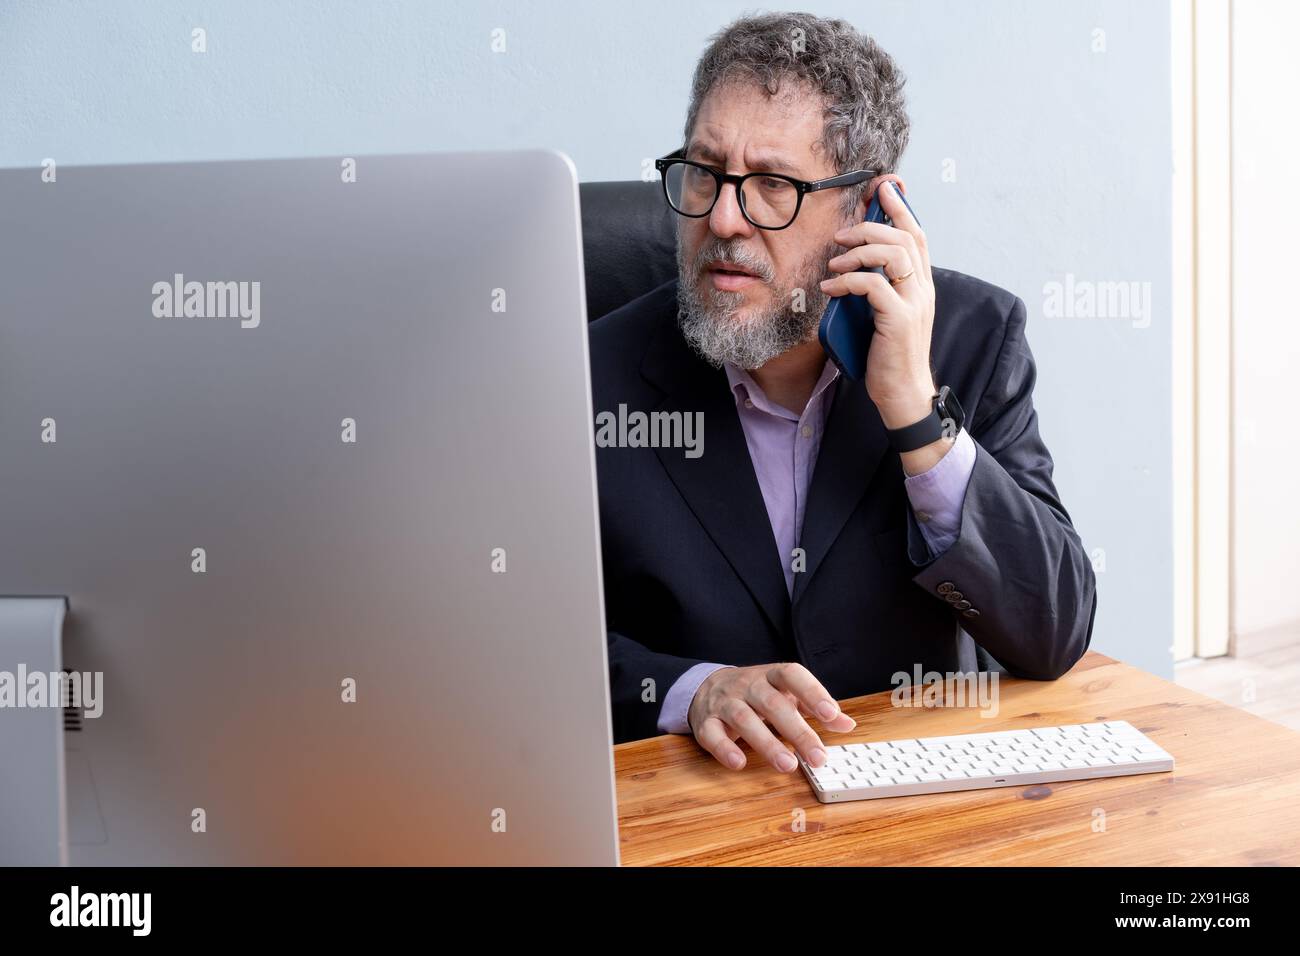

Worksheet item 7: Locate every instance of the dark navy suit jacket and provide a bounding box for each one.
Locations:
[588,270,1097,744]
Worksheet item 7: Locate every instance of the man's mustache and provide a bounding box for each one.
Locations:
[694,247,774,283]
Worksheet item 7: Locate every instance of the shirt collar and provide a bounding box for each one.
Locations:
[723,358,841,422]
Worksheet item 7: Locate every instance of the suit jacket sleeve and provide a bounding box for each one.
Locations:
[605,629,711,743]
[906,295,1097,679]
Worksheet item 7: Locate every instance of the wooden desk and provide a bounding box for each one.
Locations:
[614,652,1300,865]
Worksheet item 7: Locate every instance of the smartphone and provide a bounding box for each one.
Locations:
[817,182,920,381]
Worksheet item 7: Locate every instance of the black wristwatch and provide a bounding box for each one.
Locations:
[885,385,964,453]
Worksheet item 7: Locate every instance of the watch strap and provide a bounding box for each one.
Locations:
[886,407,945,453]
[886,386,962,454]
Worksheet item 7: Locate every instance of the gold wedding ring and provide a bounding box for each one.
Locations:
[889,269,915,286]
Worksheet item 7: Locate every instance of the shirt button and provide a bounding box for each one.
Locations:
[801,425,813,438]
[916,511,931,523]
[937,582,956,594]
[744,399,754,409]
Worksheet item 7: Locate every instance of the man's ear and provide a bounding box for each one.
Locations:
[851,182,878,223]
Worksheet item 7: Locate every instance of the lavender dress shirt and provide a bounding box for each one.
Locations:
[656,359,978,735]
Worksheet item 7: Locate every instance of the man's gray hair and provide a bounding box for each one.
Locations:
[682,11,910,217]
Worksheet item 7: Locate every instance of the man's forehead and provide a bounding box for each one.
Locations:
[685,136,807,175]
[689,83,827,175]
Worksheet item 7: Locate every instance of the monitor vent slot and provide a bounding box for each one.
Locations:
[61,668,84,733]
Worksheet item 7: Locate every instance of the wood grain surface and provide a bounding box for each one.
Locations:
[614,652,1300,866]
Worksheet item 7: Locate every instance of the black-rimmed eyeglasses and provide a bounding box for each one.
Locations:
[654,149,877,231]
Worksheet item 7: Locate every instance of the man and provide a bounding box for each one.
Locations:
[589,12,1096,772]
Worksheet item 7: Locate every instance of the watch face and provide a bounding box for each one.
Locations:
[937,386,964,434]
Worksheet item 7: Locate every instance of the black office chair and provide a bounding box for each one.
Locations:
[578,181,677,323]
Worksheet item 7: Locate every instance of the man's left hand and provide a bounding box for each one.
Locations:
[819,178,936,432]
[820,178,949,474]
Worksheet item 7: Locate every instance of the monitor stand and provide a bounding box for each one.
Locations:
[0,597,69,865]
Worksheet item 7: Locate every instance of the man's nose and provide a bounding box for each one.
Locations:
[708,181,755,240]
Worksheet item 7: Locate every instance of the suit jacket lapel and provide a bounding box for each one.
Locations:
[640,314,791,637]
[791,373,890,605]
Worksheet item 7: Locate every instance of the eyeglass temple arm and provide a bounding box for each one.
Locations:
[806,169,878,192]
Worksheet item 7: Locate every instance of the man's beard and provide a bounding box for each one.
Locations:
[675,228,843,371]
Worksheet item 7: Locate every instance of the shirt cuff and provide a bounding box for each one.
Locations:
[903,427,976,558]
[657,662,734,735]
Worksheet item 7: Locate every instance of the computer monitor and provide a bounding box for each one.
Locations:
[0,150,621,865]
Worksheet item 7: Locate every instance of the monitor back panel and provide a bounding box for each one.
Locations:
[0,151,619,865]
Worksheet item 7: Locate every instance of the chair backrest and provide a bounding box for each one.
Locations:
[578,180,678,323]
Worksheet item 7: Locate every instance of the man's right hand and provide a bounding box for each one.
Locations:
[687,663,856,772]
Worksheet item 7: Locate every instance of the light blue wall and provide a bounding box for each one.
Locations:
[1,0,1173,675]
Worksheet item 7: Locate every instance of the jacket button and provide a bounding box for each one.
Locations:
[955,600,972,610]
[937,582,956,594]
[945,591,964,603]
[962,608,981,619]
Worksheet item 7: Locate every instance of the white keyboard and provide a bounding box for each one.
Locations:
[799,720,1174,802]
